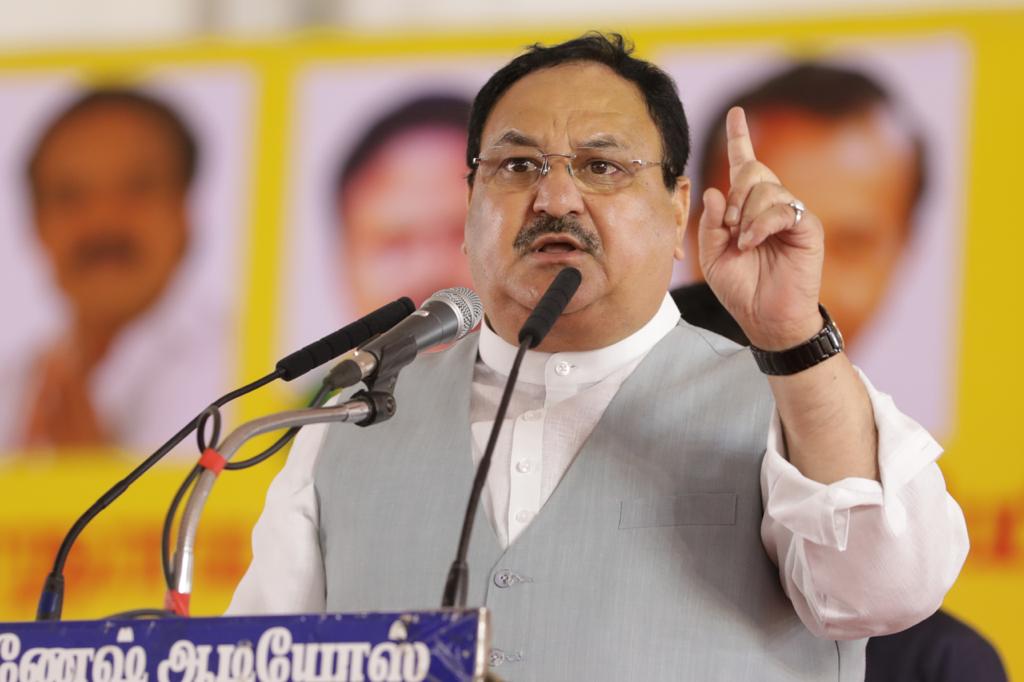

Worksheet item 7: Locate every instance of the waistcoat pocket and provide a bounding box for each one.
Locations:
[619,492,737,529]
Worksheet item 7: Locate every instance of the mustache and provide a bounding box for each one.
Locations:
[72,234,140,271]
[512,215,602,256]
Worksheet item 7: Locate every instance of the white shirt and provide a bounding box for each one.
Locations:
[228,293,968,640]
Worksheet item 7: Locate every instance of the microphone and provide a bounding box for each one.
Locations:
[36,297,416,622]
[518,267,583,348]
[441,267,581,608]
[326,287,483,391]
[276,297,415,381]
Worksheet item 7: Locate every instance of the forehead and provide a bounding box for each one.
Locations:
[36,104,181,175]
[481,61,659,151]
[360,126,465,175]
[752,106,914,158]
[750,107,917,187]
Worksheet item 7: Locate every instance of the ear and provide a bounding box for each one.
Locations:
[684,210,704,281]
[670,176,691,261]
[463,181,473,255]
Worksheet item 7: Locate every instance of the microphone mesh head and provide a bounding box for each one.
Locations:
[427,287,483,339]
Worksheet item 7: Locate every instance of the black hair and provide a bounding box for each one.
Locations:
[336,93,472,195]
[26,87,199,191]
[467,32,690,190]
[697,62,926,206]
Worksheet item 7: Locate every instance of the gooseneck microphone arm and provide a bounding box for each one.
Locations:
[170,399,375,601]
[168,286,484,610]
[441,267,582,608]
[36,297,415,622]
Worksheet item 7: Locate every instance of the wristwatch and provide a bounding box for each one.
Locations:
[750,305,844,376]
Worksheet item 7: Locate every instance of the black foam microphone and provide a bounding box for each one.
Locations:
[518,267,583,348]
[325,288,483,391]
[276,297,415,381]
[441,267,582,608]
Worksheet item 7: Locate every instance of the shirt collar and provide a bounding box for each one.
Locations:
[478,292,681,387]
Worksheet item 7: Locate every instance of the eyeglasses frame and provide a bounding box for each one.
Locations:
[470,148,665,193]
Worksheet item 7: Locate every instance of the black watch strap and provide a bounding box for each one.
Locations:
[750,305,845,376]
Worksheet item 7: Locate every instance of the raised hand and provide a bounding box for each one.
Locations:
[697,106,825,350]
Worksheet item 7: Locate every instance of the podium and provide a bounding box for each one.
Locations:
[0,609,488,682]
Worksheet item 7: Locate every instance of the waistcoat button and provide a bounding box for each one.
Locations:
[493,569,513,588]
[494,569,533,588]
[488,648,524,667]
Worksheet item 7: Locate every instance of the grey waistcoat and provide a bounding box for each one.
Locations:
[315,322,866,681]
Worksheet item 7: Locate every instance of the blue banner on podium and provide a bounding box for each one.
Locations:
[0,609,488,682]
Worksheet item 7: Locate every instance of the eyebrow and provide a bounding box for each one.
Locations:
[574,134,627,150]
[490,130,541,148]
[486,130,630,151]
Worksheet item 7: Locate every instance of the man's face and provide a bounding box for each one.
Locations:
[696,105,917,346]
[32,103,189,327]
[340,126,473,313]
[465,62,690,351]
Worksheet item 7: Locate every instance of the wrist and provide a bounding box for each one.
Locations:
[744,313,825,352]
[749,305,844,376]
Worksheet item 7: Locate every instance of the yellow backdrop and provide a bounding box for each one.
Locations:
[0,8,1020,677]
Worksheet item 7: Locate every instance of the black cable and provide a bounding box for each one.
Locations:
[442,338,530,608]
[440,267,581,608]
[161,383,334,589]
[196,404,223,454]
[39,297,417,621]
[105,608,183,620]
[39,369,284,620]
[160,464,201,589]
[226,383,331,470]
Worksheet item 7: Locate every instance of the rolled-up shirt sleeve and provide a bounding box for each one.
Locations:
[760,369,969,640]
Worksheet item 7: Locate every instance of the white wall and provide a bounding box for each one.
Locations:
[0,0,1022,48]
[335,0,1024,29]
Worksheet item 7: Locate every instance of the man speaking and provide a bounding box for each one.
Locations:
[230,34,967,680]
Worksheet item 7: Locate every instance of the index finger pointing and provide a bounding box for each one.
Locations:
[726,106,757,180]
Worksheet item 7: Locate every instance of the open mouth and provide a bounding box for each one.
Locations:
[529,235,586,255]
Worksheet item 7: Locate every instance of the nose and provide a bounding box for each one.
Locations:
[531,156,585,218]
[65,185,127,238]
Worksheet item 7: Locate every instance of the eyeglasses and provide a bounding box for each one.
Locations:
[471,147,665,194]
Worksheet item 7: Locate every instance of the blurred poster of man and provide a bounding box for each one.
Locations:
[677,63,925,349]
[332,94,473,313]
[0,88,227,452]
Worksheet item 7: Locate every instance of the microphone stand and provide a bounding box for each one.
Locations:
[167,348,414,613]
[441,267,581,608]
[168,399,372,611]
[35,297,414,621]
[441,337,530,608]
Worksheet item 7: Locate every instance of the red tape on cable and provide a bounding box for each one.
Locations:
[198,447,226,475]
